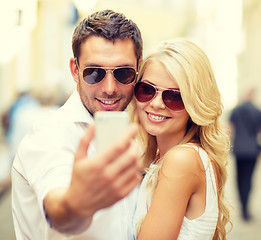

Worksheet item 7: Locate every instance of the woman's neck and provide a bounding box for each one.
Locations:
[157,134,184,157]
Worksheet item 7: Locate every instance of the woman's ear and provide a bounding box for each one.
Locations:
[70,58,80,84]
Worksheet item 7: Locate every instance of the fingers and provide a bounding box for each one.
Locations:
[68,122,142,215]
[74,124,95,162]
[108,141,143,194]
[92,173,142,210]
[105,141,143,178]
[92,141,143,203]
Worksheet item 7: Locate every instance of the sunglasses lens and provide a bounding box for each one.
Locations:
[114,68,136,84]
[82,67,136,85]
[162,90,184,111]
[134,82,156,102]
[135,82,185,111]
[82,68,106,85]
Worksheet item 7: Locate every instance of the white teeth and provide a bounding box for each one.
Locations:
[148,113,166,120]
[100,100,116,105]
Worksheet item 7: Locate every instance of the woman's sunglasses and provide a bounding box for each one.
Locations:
[75,59,137,85]
[134,82,185,111]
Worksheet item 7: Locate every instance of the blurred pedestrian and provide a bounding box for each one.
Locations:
[0,88,59,194]
[229,87,261,221]
[0,91,39,189]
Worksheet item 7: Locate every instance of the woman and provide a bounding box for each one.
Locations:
[130,39,232,240]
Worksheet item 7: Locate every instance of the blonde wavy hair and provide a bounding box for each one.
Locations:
[129,39,232,239]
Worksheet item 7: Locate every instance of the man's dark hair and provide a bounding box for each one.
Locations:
[72,9,143,62]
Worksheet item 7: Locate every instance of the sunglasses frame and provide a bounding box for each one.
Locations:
[134,81,185,112]
[75,58,138,85]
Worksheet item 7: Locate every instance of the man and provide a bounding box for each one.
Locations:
[230,87,261,221]
[12,10,143,239]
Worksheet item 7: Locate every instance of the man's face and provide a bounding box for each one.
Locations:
[71,36,138,115]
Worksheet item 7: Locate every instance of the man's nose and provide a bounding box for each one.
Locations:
[101,70,118,95]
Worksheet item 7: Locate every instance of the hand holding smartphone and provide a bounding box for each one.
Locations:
[94,111,130,153]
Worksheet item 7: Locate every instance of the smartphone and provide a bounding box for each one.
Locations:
[94,111,130,153]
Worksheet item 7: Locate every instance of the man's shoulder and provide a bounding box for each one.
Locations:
[13,111,88,175]
[16,110,87,157]
[29,115,86,143]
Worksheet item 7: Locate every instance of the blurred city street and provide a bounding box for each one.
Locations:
[226,155,261,240]
[0,143,261,239]
[1,0,261,239]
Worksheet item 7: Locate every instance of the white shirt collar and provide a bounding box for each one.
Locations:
[56,89,94,124]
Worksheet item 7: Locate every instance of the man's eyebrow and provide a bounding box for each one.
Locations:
[82,63,136,68]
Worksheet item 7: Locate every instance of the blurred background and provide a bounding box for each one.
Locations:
[0,0,261,239]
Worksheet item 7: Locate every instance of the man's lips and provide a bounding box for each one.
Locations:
[98,99,118,105]
[97,98,120,110]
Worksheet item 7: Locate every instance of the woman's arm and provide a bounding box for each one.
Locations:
[137,146,204,240]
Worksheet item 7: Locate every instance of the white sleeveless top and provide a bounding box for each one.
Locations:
[131,144,218,240]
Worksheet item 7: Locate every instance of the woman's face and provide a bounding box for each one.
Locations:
[136,61,190,146]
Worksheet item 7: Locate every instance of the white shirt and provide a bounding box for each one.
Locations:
[9,104,58,159]
[12,90,137,240]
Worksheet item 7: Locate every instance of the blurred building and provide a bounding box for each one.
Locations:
[1,0,261,140]
[1,0,261,118]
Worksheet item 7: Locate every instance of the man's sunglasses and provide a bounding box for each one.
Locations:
[75,59,137,85]
[134,81,185,111]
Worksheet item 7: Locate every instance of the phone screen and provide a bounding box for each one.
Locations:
[94,111,130,153]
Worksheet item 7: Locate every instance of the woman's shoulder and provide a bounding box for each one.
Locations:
[162,144,205,176]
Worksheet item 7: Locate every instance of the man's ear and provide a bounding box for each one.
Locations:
[70,58,80,84]
[137,58,143,72]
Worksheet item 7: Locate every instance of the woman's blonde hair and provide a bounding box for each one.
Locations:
[130,38,232,239]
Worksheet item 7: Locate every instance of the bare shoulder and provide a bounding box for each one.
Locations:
[161,145,204,177]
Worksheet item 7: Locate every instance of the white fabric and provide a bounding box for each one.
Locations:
[12,90,138,240]
[131,144,218,240]
[9,103,58,160]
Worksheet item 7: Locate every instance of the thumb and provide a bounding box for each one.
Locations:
[74,124,95,161]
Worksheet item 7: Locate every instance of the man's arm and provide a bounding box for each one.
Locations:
[43,124,142,235]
